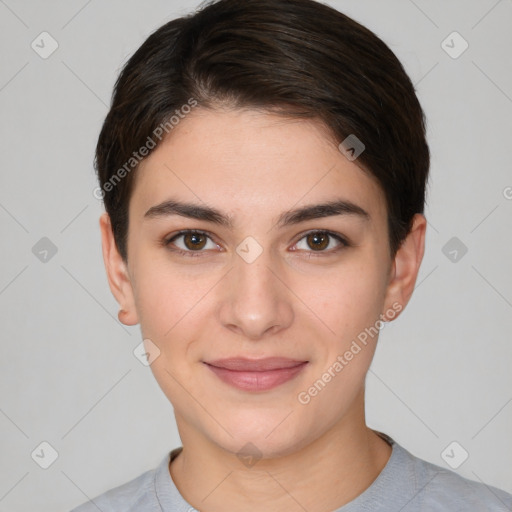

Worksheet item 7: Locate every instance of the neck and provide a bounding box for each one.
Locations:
[169,396,392,512]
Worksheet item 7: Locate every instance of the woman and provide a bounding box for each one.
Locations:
[73,0,512,510]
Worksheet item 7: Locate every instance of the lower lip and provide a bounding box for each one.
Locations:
[205,362,308,392]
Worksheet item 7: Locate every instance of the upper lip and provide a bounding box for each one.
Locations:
[204,357,308,372]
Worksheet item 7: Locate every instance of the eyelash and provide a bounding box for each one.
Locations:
[162,229,350,258]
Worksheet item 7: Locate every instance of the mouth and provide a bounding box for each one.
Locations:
[203,357,309,392]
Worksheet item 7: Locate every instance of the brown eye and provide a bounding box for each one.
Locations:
[306,232,329,251]
[294,230,348,254]
[164,230,217,255]
[183,232,208,250]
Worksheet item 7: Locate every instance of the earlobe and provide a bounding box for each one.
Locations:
[99,212,139,326]
[382,213,427,321]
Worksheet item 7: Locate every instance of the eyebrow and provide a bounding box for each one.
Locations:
[143,198,370,228]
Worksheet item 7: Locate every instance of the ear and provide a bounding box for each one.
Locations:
[382,213,426,321]
[99,212,139,326]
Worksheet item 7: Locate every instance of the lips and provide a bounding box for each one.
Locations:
[203,357,308,391]
[205,357,307,371]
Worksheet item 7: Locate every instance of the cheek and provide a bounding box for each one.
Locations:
[131,262,219,388]
[306,260,386,341]
[296,268,384,415]
[132,258,208,337]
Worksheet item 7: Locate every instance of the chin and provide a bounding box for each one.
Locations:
[206,409,311,461]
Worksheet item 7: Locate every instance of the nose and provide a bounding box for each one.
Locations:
[217,248,294,340]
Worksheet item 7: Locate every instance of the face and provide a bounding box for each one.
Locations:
[101,108,425,459]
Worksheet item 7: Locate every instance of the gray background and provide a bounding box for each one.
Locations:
[0,0,511,510]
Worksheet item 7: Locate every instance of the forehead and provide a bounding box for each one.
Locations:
[130,108,387,226]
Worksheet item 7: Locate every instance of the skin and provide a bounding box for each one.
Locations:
[100,108,426,512]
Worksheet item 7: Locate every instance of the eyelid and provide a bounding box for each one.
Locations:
[290,229,349,252]
[163,229,221,251]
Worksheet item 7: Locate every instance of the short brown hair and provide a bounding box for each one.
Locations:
[95,0,430,261]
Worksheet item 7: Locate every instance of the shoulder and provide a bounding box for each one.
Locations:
[69,457,163,512]
[396,443,512,511]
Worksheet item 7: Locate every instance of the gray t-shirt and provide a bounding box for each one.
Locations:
[70,436,512,511]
